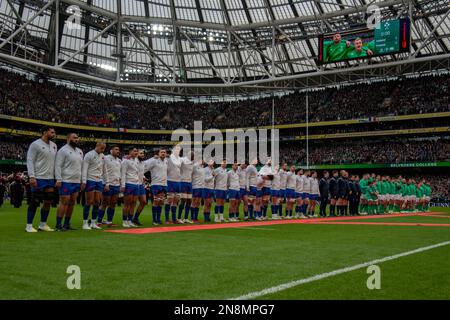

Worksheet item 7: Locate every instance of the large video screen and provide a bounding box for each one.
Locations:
[318,18,410,64]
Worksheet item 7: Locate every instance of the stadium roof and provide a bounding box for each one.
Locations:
[0,0,449,97]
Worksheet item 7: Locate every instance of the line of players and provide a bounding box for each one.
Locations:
[25,127,432,232]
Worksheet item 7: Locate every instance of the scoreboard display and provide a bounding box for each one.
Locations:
[318,18,410,64]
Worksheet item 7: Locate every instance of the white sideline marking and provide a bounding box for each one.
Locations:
[229,240,450,300]
[234,227,277,231]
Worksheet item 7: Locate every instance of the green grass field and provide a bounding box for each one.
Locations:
[0,203,449,300]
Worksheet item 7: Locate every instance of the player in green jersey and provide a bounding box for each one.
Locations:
[422,179,431,212]
[414,181,423,212]
[406,179,417,213]
[400,178,409,213]
[386,176,395,213]
[367,180,379,215]
[323,33,351,62]
[392,177,402,213]
[346,38,375,59]
[379,176,390,214]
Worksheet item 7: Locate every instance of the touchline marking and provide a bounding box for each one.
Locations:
[229,240,450,300]
[234,227,277,231]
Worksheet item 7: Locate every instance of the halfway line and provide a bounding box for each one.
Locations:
[229,240,450,300]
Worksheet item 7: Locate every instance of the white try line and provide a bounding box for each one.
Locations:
[229,240,450,300]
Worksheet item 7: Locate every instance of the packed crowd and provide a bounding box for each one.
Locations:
[0,141,29,160]
[279,138,450,164]
[1,138,449,165]
[0,68,448,130]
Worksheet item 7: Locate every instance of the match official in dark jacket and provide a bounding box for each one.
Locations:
[348,176,357,216]
[319,171,329,217]
[354,175,361,215]
[337,170,350,216]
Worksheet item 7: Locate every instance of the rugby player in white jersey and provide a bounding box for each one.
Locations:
[55,133,84,231]
[144,148,167,225]
[255,174,272,221]
[26,126,57,232]
[285,165,297,219]
[191,158,205,223]
[120,147,140,227]
[166,146,183,224]
[308,171,320,217]
[98,145,121,226]
[278,163,288,218]
[214,160,228,222]
[179,151,194,224]
[238,162,248,220]
[202,160,215,222]
[271,165,281,220]
[227,162,241,222]
[302,170,312,217]
[131,149,148,226]
[295,168,305,218]
[259,158,273,220]
[81,142,106,230]
[246,158,259,220]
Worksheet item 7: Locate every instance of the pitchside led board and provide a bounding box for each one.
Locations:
[318,18,411,64]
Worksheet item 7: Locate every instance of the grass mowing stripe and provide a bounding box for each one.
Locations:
[229,240,450,300]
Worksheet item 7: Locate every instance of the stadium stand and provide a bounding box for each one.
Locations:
[0,68,448,130]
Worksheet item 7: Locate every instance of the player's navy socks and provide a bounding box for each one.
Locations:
[63,216,71,227]
[178,203,184,219]
[278,205,283,216]
[295,205,300,215]
[157,206,162,223]
[262,206,267,217]
[83,205,91,220]
[248,205,254,218]
[184,204,191,220]
[171,206,177,221]
[92,205,99,220]
[302,204,308,215]
[151,206,157,223]
[97,208,105,223]
[128,214,133,221]
[106,208,115,222]
[204,211,210,221]
[40,208,49,223]
[56,216,63,227]
[134,210,142,220]
[271,205,277,216]
[164,204,170,221]
[219,206,224,214]
[27,206,37,224]
[236,211,240,219]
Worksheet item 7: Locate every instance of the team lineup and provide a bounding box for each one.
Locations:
[25,127,433,232]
